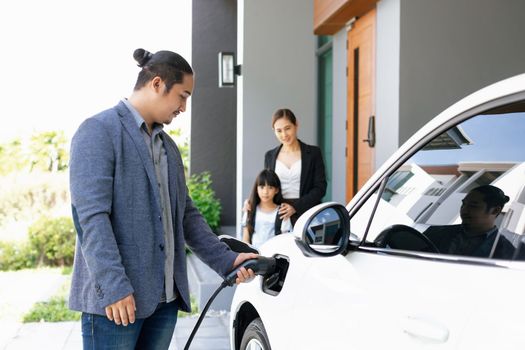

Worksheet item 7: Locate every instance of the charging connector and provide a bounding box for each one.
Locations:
[223,257,277,286]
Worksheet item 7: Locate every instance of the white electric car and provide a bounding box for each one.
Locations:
[230,73,525,350]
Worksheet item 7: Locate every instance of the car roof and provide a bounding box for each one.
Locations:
[347,72,525,210]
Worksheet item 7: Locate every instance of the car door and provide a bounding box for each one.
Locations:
[290,202,478,349]
[289,94,525,349]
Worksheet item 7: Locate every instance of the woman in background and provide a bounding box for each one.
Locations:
[264,108,327,225]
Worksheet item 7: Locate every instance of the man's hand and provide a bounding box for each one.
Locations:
[233,252,258,285]
[105,294,136,326]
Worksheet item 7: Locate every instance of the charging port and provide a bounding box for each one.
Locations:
[262,254,289,296]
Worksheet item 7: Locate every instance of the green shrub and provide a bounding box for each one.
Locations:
[0,216,75,271]
[0,241,37,271]
[178,295,198,318]
[187,171,222,233]
[22,296,80,323]
[28,216,75,267]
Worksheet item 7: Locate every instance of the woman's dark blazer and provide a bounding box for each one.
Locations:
[264,139,327,218]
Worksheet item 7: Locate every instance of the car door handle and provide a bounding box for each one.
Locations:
[401,315,450,343]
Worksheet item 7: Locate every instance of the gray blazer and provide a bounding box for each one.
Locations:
[69,101,237,317]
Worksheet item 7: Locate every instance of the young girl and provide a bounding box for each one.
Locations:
[243,169,292,248]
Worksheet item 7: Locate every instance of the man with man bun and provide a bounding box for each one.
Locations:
[69,48,257,349]
[424,185,515,259]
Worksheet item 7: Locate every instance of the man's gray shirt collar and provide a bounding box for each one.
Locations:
[122,98,163,135]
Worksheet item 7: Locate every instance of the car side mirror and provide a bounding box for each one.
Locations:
[293,202,350,256]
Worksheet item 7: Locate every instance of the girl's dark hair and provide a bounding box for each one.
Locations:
[133,48,193,92]
[472,185,510,212]
[272,108,297,128]
[246,169,283,236]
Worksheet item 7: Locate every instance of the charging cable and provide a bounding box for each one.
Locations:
[183,257,276,350]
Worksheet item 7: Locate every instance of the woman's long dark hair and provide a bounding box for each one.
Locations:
[246,169,283,237]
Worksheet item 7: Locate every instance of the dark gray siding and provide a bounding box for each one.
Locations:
[191,0,237,225]
[399,0,525,143]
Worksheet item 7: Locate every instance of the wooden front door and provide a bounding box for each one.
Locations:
[346,9,376,201]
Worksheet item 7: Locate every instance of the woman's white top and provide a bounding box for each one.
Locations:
[275,159,301,199]
[251,206,292,249]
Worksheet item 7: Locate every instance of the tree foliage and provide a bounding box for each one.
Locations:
[0,138,25,175]
[0,130,69,175]
[168,128,189,176]
[28,131,69,172]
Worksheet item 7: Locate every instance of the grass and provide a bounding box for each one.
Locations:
[22,267,80,323]
[23,296,80,322]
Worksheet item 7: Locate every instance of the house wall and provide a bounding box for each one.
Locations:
[331,29,348,204]
[238,0,317,231]
[375,0,400,168]
[399,0,525,143]
[191,0,237,226]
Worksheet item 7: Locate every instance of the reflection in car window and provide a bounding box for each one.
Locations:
[351,104,525,261]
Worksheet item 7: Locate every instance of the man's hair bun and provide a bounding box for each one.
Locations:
[131,48,193,91]
[133,48,153,67]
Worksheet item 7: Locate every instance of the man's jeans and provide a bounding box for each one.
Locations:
[81,300,179,350]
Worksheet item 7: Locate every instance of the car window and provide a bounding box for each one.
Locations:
[350,101,525,261]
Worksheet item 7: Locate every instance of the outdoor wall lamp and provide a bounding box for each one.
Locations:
[218,52,241,87]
